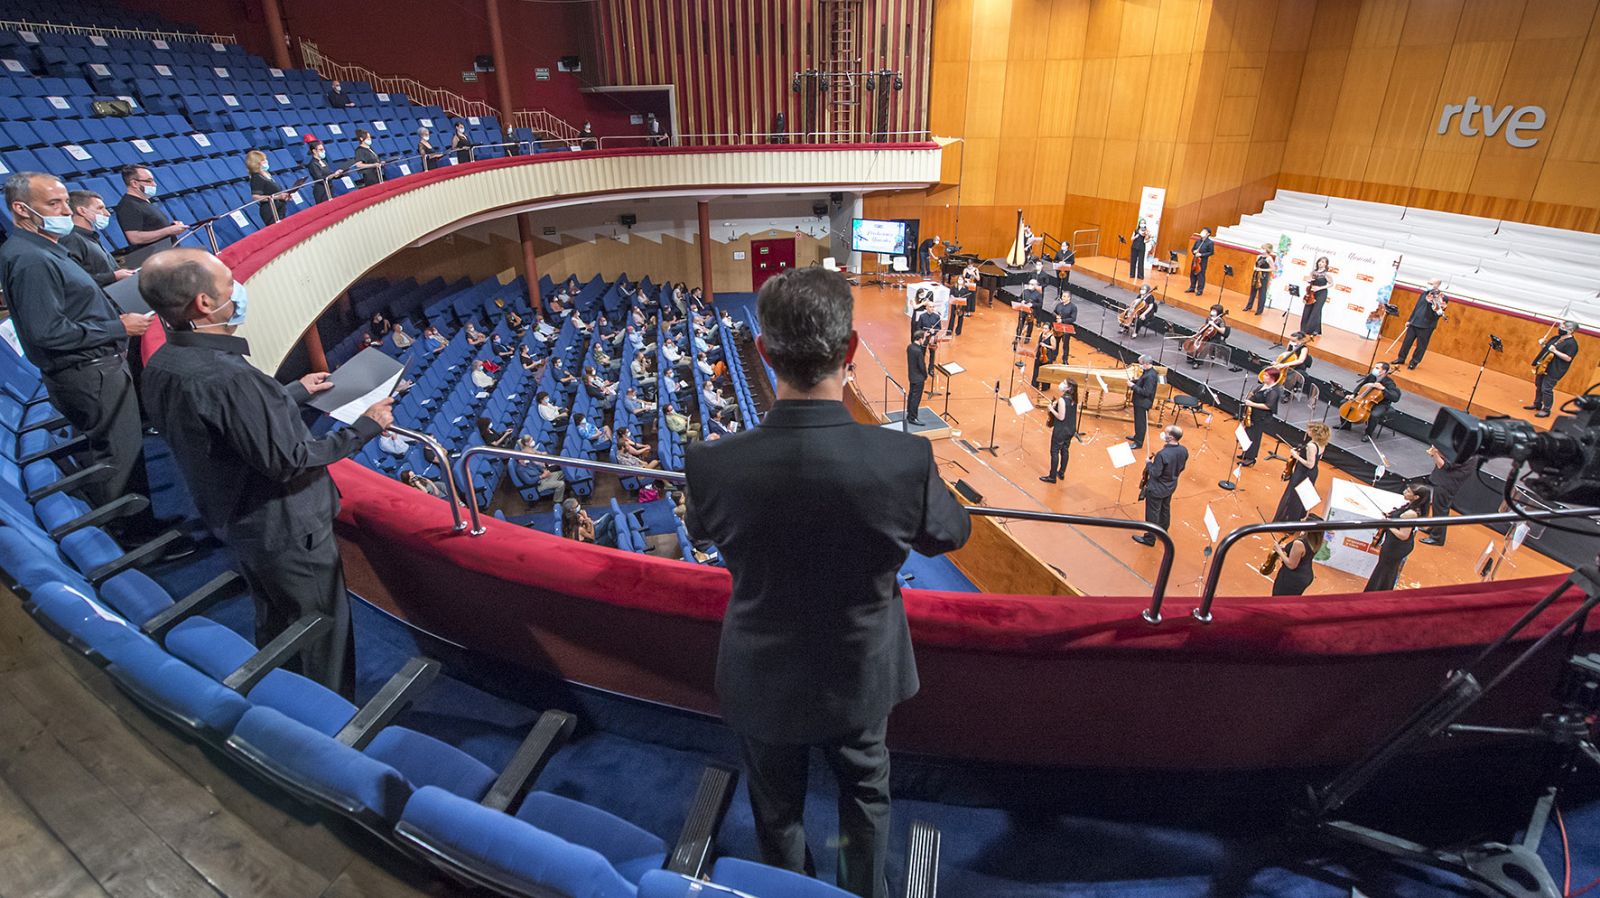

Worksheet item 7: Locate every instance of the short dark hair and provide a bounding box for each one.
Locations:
[121,164,149,185]
[756,268,853,390]
[139,251,218,324]
[355,128,371,141]
[67,189,101,211]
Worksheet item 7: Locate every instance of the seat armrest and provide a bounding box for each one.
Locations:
[222,615,331,693]
[86,529,181,585]
[664,765,737,877]
[47,493,150,540]
[18,413,68,434]
[26,462,112,503]
[18,433,88,467]
[902,821,941,898]
[141,571,244,639]
[481,709,577,812]
[334,656,441,750]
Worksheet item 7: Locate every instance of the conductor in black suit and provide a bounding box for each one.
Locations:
[905,329,929,425]
[685,268,972,898]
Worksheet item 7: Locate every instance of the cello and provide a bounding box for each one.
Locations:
[1338,380,1387,424]
[1119,290,1154,330]
[1184,317,1222,357]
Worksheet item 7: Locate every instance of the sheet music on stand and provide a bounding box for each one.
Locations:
[935,361,965,377]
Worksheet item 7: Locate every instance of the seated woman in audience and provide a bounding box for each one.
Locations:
[505,308,525,333]
[615,427,661,469]
[476,417,514,448]
[470,360,495,390]
[464,322,487,346]
[519,344,543,372]
[536,392,570,427]
[369,312,390,339]
[422,325,447,353]
[400,470,448,499]
[390,322,414,349]
[561,498,618,547]
[564,274,581,295]
[418,125,443,170]
[719,309,744,333]
[572,412,613,451]
[584,364,617,398]
[245,149,290,225]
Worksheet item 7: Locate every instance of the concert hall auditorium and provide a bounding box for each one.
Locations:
[0,0,1597,896]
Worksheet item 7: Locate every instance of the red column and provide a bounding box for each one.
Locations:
[698,200,715,305]
[302,326,328,373]
[258,0,292,71]
[517,212,542,312]
[485,0,516,122]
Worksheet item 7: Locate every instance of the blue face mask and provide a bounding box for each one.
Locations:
[25,204,74,238]
[92,212,111,231]
[196,281,248,329]
[143,183,157,197]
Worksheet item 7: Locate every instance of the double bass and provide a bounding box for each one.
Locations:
[1339,380,1386,424]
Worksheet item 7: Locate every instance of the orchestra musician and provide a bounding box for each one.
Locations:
[1127,354,1158,450]
[1120,284,1158,337]
[1053,243,1076,288]
[1338,361,1401,439]
[1185,228,1214,294]
[949,276,975,335]
[1300,256,1330,336]
[1027,258,1055,290]
[1133,425,1188,546]
[1054,291,1078,362]
[1273,422,1329,522]
[1022,222,1038,261]
[905,329,930,426]
[1364,485,1430,592]
[1243,242,1275,314]
[1420,444,1474,547]
[1528,320,1580,419]
[1185,304,1230,368]
[1040,380,1078,484]
[1128,222,1150,280]
[1031,328,1060,389]
[1237,368,1283,467]
[1392,278,1446,370]
[1262,331,1312,391]
[1015,278,1042,342]
[1270,514,1324,596]
[910,287,940,340]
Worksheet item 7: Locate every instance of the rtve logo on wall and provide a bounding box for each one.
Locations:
[1436,97,1546,148]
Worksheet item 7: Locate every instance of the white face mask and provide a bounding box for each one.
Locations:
[1371,367,1383,377]
[260,160,270,172]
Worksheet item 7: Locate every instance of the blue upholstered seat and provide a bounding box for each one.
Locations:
[165,616,359,737]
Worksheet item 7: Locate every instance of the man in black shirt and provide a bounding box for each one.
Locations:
[1421,444,1474,547]
[62,190,133,287]
[1053,244,1075,288]
[1015,278,1042,343]
[1128,355,1158,449]
[1528,320,1580,418]
[916,233,939,275]
[1340,362,1402,438]
[1133,425,1187,546]
[1237,368,1283,465]
[0,173,156,523]
[1054,291,1078,362]
[326,78,353,108]
[1185,228,1214,293]
[304,140,342,204]
[1393,278,1446,370]
[905,329,929,425]
[351,129,382,188]
[114,165,184,255]
[139,247,394,697]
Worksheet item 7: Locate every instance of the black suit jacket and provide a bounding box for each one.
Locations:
[685,400,972,743]
[1131,367,1158,409]
[907,342,928,385]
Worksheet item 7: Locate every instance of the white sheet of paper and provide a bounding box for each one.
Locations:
[229,210,249,227]
[151,38,168,49]
[191,133,211,147]
[1232,465,1242,482]
[341,176,355,189]
[214,67,229,77]
[281,125,297,136]
[19,30,37,43]
[90,63,109,76]
[0,159,8,174]
[224,95,239,106]
[275,93,290,104]
[0,319,23,358]
[1235,424,1252,451]
[270,67,284,77]
[329,370,402,425]
[373,120,388,131]
[48,96,70,110]
[1094,373,1109,393]
[155,64,172,76]
[329,123,343,134]
[119,95,138,107]
[1009,393,1034,415]
[377,92,390,102]
[90,35,107,47]
[2,60,24,73]
[1373,464,1386,481]
[421,117,434,128]
[64,144,90,161]
[291,191,304,205]
[941,362,965,375]
[1295,479,1323,511]
[468,116,481,125]
[1203,504,1220,542]
[1107,441,1137,469]
[398,163,412,176]
[132,138,153,153]
[210,42,226,52]
[1508,522,1530,552]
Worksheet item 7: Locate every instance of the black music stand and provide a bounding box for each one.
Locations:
[936,361,964,424]
[1115,233,1127,281]
[1464,334,1504,416]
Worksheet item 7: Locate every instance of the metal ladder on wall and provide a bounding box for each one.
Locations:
[823,0,862,141]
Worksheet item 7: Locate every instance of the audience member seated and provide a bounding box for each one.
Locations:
[573,412,613,451]
[370,313,391,339]
[518,344,543,373]
[476,417,514,448]
[701,380,730,412]
[422,325,447,353]
[550,358,576,387]
[390,322,414,349]
[561,497,616,546]
[664,402,701,440]
[505,308,525,334]
[510,435,566,503]
[491,334,514,361]
[623,387,656,417]
[464,321,487,346]
[400,470,448,499]
[616,428,662,469]
[378,431,410,456]
[583,365,617,408]
[536,392,569,428]
[326,78,354,108]
[470,360,495,390]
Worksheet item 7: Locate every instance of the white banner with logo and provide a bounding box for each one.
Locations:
[1269,233,1400,334]
[1136,185,1165,272]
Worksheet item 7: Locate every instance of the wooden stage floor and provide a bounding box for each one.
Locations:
[847,279,1570,602]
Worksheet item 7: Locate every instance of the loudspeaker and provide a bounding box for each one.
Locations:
[812,202,827,217]
[829,191,843,205]
[557,55,581,72]
[473,54,494,72]
[953,479,983,504]
[619,213,637,228]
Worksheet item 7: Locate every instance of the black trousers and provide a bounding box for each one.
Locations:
[1244,274,1270,312]
[1396,326,1433,366]
[1014,310,1034,341]
[1424,486,1454,543]
[1535,371,1561,412]
[1129,248,1145,279]
[235,523,356,699]
[41,354,155,528]
[1145,492,1173,531]
[1048,433,1072,478]
[1130,402,1151,448]
[1365,404,1390,439]
[740,718,891,898]
[906,379,924,424]
[1189,260,1208,292]
[1241,419,1268,462]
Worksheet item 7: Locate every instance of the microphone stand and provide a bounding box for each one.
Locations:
[967,377,1002,456]
[1365,303,1399,373]
[1464,334,1504,416]
[1218,377,1253,491]
[1272,289,1296,349]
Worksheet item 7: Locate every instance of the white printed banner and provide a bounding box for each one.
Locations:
[1269,232,1401,335]
[1135,185,1166,274]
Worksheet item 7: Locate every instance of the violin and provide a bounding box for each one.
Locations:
[1259,533,1298,576]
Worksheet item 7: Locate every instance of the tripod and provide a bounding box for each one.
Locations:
[1465,335,1505,416]
[1304,564,1600,898]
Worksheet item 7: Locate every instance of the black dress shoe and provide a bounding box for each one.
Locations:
[1238,459,1256,467]
[1420,536,1444,546]
[1535,410,1551,418]
[1183,288,1195,294]
[1523,404,1541,410]
[1131,534,1156,546]
[1039,476,1057,483]
[1406,363,1418,370]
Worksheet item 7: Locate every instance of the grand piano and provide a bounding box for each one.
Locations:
[1034,362,1173,421]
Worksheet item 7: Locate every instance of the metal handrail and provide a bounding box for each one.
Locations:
[1187,505,1600,623]
[298,38,500,123]
[386,425,466,532]
[596,129,933,149]
[452,444,1177,613]
[0,19,237,43]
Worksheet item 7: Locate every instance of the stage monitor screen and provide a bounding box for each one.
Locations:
[851,218,908,255]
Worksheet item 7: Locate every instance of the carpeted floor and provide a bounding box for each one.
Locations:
[137,435,1598,898]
